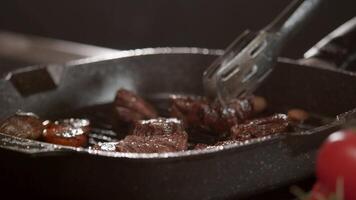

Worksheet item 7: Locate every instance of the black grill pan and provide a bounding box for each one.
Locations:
[1,48,356,200]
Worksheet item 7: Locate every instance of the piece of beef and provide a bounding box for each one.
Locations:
[170,95,254,133]
[114,89,158,124]
[116,133,188,153]
[131,118,184,136]
[95,118,188,153]
[0,112,43,140]
[230,114,290,141]
[93,133,188,153]
[42,118,90,147]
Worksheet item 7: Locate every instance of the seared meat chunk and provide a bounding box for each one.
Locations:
[132,118,184,136]
[116,133,188,153]
[42,118,90,147]
[114,89,158,123]
[230,114,290,141]
[194,115,290,150]
[93,133,188,153]
[95,118,188,153]
[170,95,253,133]
[123,117,188,153]
[0,112,43,139]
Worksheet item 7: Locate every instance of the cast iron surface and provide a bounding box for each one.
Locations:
[1,48,356,200]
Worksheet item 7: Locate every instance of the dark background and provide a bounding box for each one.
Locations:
[0,0,355,59]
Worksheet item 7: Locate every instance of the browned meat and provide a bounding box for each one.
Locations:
[116,133,188,153]
[170,96,206,128]
[230,114,290,141]
[94,133,188,153]
[42,118,90,147]
[95,118,188,153]
[131,118,184,136]
[114,89,158,123]
[170,95,254,133]
[0,112,43,139]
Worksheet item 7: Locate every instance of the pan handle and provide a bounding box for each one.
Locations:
[301,17,356,70]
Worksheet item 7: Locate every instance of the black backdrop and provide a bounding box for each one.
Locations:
[0,0,355,59]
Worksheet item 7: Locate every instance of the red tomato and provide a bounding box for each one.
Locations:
[316,130,356,200]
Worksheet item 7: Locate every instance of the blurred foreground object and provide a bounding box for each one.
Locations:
[295,130,356,200]
[0,31,119,73]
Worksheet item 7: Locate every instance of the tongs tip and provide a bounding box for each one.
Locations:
[203,0,323,105]
[203,30,276,105]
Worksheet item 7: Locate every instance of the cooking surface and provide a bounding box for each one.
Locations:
[47,96,331,148]
[43,96,324,199]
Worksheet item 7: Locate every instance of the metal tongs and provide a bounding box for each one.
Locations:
[203,0,324,105]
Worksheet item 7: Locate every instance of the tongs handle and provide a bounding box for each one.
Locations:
[265,0,323,51]
[203,0,325,105]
